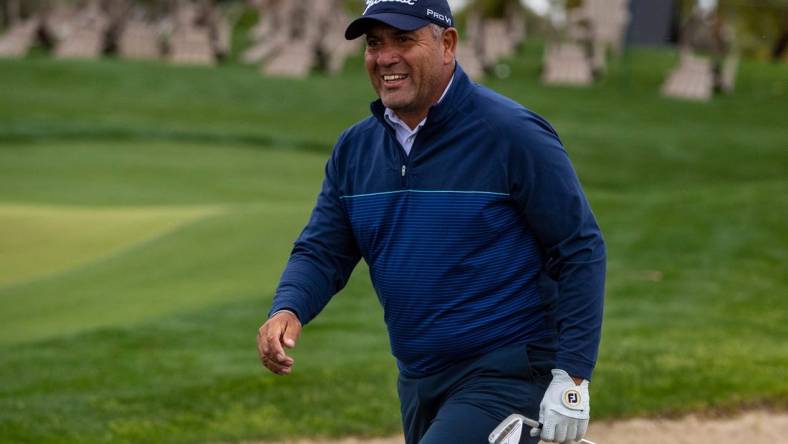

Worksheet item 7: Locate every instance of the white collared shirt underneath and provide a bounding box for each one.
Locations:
[383,75,454,156]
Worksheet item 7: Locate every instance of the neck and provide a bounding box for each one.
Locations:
[393,67,454,130]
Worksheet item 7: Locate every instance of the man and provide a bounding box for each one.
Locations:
[257,1,606,443]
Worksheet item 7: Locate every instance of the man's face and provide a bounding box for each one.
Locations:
[364,23,450,116]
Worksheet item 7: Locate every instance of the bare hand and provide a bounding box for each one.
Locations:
[257,311,301,375]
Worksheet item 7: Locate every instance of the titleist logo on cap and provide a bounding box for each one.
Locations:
[364,0,418,14]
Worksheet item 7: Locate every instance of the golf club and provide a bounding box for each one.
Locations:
[489,414,597,444]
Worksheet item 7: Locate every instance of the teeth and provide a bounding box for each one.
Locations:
[383,74,406,81]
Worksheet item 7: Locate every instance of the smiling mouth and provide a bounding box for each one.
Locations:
[382,74,408,82]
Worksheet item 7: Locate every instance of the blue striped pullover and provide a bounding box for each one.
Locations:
[269,65,606,380]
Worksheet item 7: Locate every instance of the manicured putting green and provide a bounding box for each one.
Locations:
[0,204,220,287]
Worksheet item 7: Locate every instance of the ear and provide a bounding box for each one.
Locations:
[442,28,458,65]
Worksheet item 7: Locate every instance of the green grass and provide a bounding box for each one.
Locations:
[0,203,215,287]
[0,43,786,443]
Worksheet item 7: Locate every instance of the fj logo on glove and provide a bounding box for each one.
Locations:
[562,388,583,409]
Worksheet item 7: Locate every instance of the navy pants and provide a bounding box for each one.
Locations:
[398,342,555,444]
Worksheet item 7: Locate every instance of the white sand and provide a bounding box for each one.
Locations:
[256,410,788,444]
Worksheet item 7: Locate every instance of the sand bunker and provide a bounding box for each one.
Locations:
[259,410,788,444]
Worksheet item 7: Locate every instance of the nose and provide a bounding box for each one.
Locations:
[375,44,400,67]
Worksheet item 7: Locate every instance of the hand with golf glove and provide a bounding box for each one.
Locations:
[530,369,590,443]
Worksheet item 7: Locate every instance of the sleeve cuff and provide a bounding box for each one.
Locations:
[555,357,595,381]
[267,304,304,323]
[269,309,300,322]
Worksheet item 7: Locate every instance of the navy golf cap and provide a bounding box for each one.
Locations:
[345,0,454,40]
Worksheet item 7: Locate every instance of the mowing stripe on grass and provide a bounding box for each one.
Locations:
[0,203,223,288]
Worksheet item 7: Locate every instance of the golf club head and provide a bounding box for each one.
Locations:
[489,413,525,444]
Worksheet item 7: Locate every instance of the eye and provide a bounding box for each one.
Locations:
[397,35,411,43]
[366,38,381,49]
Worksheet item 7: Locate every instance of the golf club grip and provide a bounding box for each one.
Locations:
[521,417,597,444]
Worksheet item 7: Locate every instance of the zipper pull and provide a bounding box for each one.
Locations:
[401,165,406,177]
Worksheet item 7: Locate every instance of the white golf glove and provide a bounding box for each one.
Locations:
[529,369,590,443]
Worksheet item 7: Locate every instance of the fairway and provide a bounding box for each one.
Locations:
[1,45,787,444]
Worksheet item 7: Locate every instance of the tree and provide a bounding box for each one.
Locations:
[717,0,787,59]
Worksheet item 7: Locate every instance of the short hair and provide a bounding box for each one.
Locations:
[429,23,446,40]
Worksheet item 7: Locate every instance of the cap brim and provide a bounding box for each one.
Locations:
[344,13,430,40]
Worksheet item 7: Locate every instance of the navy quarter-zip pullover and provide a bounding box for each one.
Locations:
[269,65,606,381]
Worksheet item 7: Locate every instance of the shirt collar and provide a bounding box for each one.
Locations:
[383,74,455,132]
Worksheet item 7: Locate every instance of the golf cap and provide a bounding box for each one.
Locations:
[345,0,454,40]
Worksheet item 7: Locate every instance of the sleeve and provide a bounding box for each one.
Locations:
[267,138,362,324]
[508,113,606,381]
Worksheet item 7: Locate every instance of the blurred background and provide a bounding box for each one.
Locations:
[0,0,786,443]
